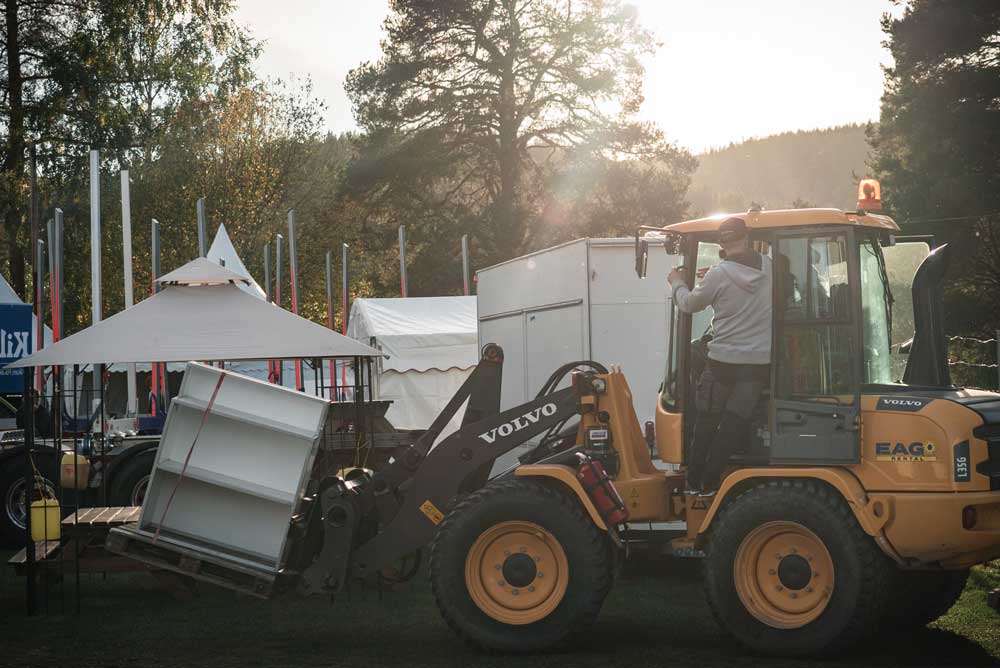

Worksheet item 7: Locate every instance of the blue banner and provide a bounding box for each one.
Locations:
[0,304,33,392]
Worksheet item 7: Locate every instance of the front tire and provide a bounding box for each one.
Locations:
[703,480,894,657]
[430,479,613,652]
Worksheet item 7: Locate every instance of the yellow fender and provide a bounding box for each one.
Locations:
[514,464,608,531]
[700,468,894,541]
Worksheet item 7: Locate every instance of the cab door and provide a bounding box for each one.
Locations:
[770,228,863,464]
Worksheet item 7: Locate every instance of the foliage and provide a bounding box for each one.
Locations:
[689,125,870,216]
[341,0,693,295]
[1,0,259,296]
[868,0,1000,339]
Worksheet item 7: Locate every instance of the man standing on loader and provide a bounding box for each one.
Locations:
[667,217,772,494]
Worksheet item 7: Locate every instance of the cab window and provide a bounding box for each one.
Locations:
[775,235,854,402]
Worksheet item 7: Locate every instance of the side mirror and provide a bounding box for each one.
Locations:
[635,236,649,279]
[663,232,682,255]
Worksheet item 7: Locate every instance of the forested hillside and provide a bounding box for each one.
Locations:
[688,125,869,216]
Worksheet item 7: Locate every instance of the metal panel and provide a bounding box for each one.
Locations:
[477,312,526,410]
[590,303,669,425]
[140,362,329,569]
[477,239,589,317]
[525,302,585,397]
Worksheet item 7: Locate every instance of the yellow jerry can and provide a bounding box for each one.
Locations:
[60,453,90,490]
[30,497,61,542]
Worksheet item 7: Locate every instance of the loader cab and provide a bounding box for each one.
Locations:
[649,206,923,467]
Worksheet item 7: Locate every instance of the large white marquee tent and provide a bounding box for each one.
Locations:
[348,296,477,432]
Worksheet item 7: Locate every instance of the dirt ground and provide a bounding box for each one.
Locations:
[2,551,998,668]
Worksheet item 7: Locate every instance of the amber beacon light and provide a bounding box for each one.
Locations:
[857,178,882,212]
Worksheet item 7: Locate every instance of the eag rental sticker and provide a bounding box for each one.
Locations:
[875,441,938,462]
[876,396,930,412]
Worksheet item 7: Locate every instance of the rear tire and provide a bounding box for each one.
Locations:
[703,479,894,657]
[110,450,156,507]
[430,479,613,652]
[0,455,61,546]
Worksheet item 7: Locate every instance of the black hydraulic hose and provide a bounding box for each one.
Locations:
[534,360,609,399]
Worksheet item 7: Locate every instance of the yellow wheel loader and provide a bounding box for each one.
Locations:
[109,188,1000,658]
[427,199,999,656]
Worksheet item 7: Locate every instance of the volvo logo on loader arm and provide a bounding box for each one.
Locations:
[478,402,558,444]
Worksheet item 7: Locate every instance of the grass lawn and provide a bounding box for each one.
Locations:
[2,550,998,667]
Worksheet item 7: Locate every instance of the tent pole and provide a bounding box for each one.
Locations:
[29,144,38,302]
[197,197,208,258]
[288,210,303,391]
[121,170,137,415]
[462,234,471,296]
[341,243,349,400]
[34,239,44,392]
[264,242,276,385]
[89,151,102,403]
[151,219,162,414]
[326,250,335,398]
[399,225,408,297]
[275,234,284,386]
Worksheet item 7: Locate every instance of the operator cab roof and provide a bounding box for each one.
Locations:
[664,208,900,235]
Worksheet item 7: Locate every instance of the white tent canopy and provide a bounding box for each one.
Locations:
[348,296,477,431]
[207,224,267,299]
[348,296,478,373]
[10,259,379,368]
[156,256,251,286]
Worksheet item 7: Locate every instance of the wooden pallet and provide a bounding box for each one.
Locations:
[106,524,278,599]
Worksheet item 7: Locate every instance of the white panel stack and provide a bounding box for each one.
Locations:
[139,362,329,569]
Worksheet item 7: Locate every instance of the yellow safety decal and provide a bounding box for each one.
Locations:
[419,500,445,525]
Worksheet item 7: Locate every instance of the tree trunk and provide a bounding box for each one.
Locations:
[3,0,26,298]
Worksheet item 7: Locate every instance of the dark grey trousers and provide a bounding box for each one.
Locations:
[687,359,769,490]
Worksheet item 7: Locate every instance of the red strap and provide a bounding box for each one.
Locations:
[153,373,225,542]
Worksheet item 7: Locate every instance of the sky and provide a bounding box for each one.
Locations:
[232,0,899,154]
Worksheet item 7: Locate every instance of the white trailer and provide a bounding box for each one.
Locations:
[476,237,680,471]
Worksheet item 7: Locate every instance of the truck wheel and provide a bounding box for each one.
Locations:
[0,456,60,546]
[703,479,894,657]
[110,450,156,507]
[887,569,970,628]
[430,479,613,652]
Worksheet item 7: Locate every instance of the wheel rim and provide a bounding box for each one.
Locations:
[5,477,57,531]
[733,521,835,629]
[131,475,150,506]
[464,520,569,625]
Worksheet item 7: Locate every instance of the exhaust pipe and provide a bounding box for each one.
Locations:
[903,244,952,387]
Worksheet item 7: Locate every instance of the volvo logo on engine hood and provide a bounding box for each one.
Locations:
[876,396,930,412]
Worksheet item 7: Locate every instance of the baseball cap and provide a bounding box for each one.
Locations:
[719,217,748,243]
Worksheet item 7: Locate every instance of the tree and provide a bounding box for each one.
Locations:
[869,0,1000,385]
[344,0,692,277]
[0,0,257,297]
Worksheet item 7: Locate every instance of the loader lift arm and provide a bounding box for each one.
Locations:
[298,344,588,593]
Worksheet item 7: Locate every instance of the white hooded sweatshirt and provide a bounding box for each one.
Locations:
[669,252,773,365]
